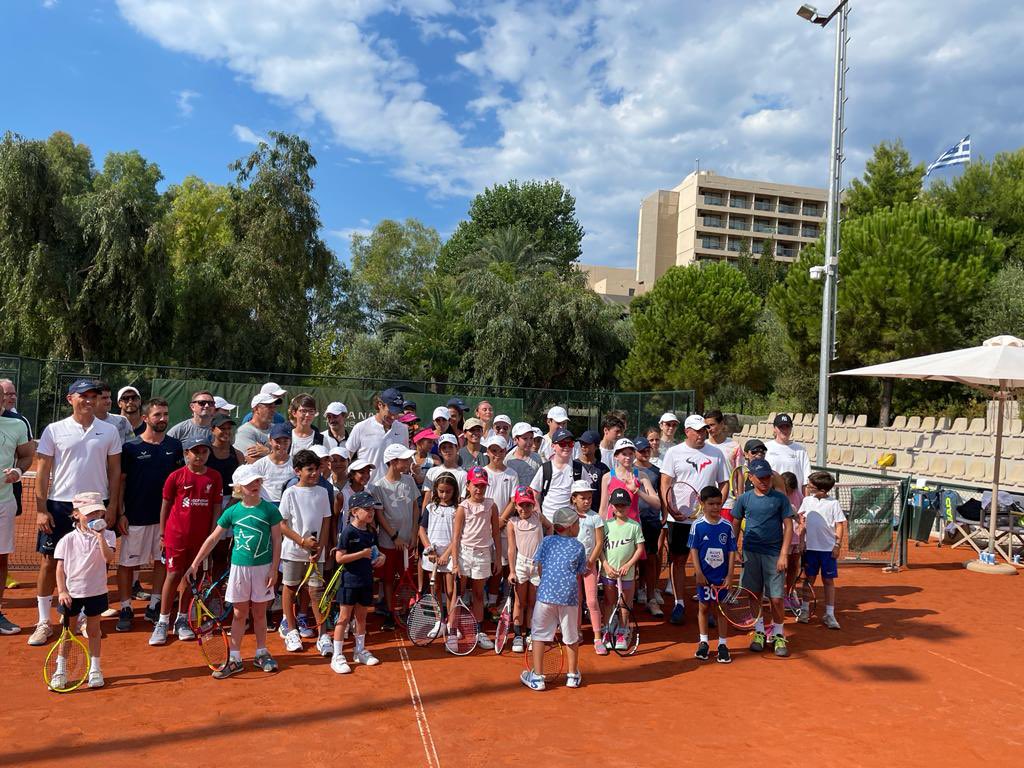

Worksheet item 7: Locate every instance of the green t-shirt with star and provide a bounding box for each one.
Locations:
[218,500,283,567]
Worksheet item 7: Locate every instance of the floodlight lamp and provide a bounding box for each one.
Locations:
[797,4,819,22]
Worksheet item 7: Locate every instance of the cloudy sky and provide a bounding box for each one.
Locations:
[6,1,1023,268]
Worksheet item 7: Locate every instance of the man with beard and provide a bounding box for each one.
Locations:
[346,388,409,484]
[118,386,145,436]
[96,382,135,445]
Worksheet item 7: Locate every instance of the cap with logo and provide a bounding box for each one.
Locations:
[773,413,794,428]
[117,386,140,402]
[251,392,281,409]
[570,480,594,495]
[468,466,489,486]
[609,487,632,506]
[383,443,415,463]
[402,400,418,412]
[659,412,679,424]
[72,491,106,515]
[183,435,213,451]
[325,401,348,416]
[349,491,376,510]
[67,378,100,396]
[446,397,467,412]
[578,429,600,446]
[269,423,292,440]
[551,506,578,529]
[633,436,651,451]
[613,438,636,454]
[546,406,569,423]
[532,427,544,438]
[213,396,237,411]
[683,414,709,431]
[493,414,512,427]
[432,406,451,421]
[380,387,405,414]
[438,433,458,447]
[260,382,287,398]
[232,464,265,486]
[748,458,774,477]
[482,435,507,450]
[211,413,236,428]
[744,438,767,453]
[514,486,536,505]
[511,422,534,438]
[550,426,574,443]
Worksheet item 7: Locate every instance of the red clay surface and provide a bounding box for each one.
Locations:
[2,545,1023,768]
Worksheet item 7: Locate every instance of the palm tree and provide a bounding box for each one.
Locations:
[462,226,560,280]
[380,279,471,384]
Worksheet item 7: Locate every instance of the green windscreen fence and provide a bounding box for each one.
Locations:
[845,485,896,553]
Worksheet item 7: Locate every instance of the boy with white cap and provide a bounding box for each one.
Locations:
[507,423,543,487]
[492,414,512,443]
[422,434,467,510]
[323,401,349,450]
[368,442,419,630]
[539,406,569,459]
[459,417,488,468]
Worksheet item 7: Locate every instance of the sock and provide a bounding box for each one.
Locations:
[675,599,685,607]
[773,622,784,638]
[90,656,101,673]
[513,624,522,636]
[37,595,51,625]
[230,650,242,661]
[355,634,365,653]
[699,633,708,643]
[55,656,67,674]
[149,594,160,609]
[120,600,131,609]
[255,646,267,656]
[718,637,727,646]
[754,618,765,633]
[159,613,171,625]
[825,605,835,617]
[333,640,343,657]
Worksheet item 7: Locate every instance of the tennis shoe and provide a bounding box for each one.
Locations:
[116,606,133,632]
[783,594,800,613]
[381,614,396,631]
[773,635,790,658]
[601,632,613,650]
[717,645,732,664]
[566,671,582,689]
[48,670,67,690]
[100,607,119,618]
[144,602,161,624]
[297,615,315,639]
[254,650,279,672]
[512,635,525,653]
[520,670,545,691]
[213,658,244,679]
[427,621,443,640]
[175,616,195,641]
[823,614,841,630]
[797,606,810,624]
[354,649,380,666]
[444,634,460,653]
[149,621,169,645]
[669,603,685,625]
[614,632,627,651]
[594,639,608,656]
[652,589,664,605]
[637,586,648,604]
[695,641,710,660]
[749,631,766,652]
[133,581,151,601]
[331,654,352,674]
[277,617,290,638]
[29,621,53,645]
[0,613,21,635]
[646,600,663,618]
[317,634,334,656]
[88,669,105,688]
[476,632,494,650]
[284,629,303,652]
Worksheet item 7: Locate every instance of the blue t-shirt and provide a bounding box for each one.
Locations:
[120,435,184,526]
[637,465,661,522]
[283,474,335,511]
[732,489,793,555]
[338,523,377,589]
[533,534,587,606]
[687,516,737,585]
[240,410,287,426]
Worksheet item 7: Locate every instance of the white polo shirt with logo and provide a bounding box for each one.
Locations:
[36,416,122,501]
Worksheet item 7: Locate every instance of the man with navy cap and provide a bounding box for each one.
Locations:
[346,387,410,483]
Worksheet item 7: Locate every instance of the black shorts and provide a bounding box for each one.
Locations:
[340,584,374,607]
[667,522,692,558]
[36,500,77,556]
[640,515,662,557]
[58,594,109,618]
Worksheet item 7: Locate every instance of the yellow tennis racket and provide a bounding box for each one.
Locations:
[44,611,90,693]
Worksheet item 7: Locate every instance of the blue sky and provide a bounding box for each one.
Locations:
[5,1,1023,268]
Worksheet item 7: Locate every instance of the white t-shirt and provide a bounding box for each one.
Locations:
[799,496,847,551]
[345,416,409,483]
[576,510,603,559]
[37,416,122,502]
[423,465,467,499]
[529,460,575,524]
[484,466,518,518]
[252,455,295,503]
[707,438,741,472]
[278,484,332,562]
[53,527,116,597]
[661,442,728,522]
[289,430,316,455]
[765,440,813,487]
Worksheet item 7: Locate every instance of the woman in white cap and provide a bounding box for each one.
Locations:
[599,439,661,522]
[658,412,679,458]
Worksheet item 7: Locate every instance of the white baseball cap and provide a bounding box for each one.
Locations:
[250,392,280,409]
[613,438,637,454]
[432,406,450,421]
[684,414,709,431]
[260,382,287,398]
[348,458,374,472]
[570,480,594,495]
[532,427,544,437]
[309,444,330,459]
[325,401,348,416]
[116,386,140,402]
[546,406,569,422]
[232,464,265,486]
[660,412,679,424]
[214,396,237,411]
[511,421,533,438]
[383,443,415,463]
[329,446,350,459]
[493,414,512,427]
[438,433,458,447]
[482,435,507,450]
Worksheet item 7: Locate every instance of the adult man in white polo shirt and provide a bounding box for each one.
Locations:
[323,401,349,450]
[346,388,409,483]
[539,406,569,459]
[764,413,812,489]
[0,411,33,634]
[28,378,122,645]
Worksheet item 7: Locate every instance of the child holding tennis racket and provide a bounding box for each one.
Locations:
[688,486,737,664]
[521,506,587,691]
[507,485,543,653]
[188,464,283,678]
[332,491,387,674]
[798,471,846,630]
[452,467,500,650]
[781,471,806,612]
[570,480,605,654]
[419,472,458,639]
[600,488,645,651]
[53,492,117,688]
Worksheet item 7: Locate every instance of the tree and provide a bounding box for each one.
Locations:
[461,226,560,282]
[439,179,584,274]
[971,264,1024,341]
[349,218,440,326]
[618,262,760,408]
[927,148,1024,265]
[736,238,788,301]
[771,203,1003,424]
[845,139,925,218]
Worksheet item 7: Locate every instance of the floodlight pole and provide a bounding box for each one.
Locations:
[805,1,850,466]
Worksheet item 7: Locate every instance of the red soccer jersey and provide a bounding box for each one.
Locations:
[162,466,223,552]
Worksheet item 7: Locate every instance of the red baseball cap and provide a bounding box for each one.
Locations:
[514,486,536,505]
[468,466,489,486]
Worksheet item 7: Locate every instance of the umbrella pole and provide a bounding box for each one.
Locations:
[989,390,1004,559]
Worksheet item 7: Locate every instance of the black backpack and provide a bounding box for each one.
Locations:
[539,459,584,505]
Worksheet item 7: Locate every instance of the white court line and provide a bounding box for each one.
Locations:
[927,650,1022,692]
[397,634,441,768]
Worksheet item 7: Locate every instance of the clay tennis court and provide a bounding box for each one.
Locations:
[2,545,1021,768]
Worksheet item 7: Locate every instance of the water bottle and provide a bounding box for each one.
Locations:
[1013,554,1021,564]
[87,518,107,532]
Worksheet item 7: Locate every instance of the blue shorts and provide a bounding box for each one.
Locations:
[340,584,374,607]
[804,550,838,580]
[696,583,725,604]
[36,500,77,556]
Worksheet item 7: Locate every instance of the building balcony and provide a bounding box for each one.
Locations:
[703,195,725,206]
[778,202,799,214]
[729,198,750,209]
[728,220,749,231]
[754,199,774,211]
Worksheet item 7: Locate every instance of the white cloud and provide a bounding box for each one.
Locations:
[42,0,58,8]
[175,89,199,117]
[232,124,265,145]
[117,0,1024,267]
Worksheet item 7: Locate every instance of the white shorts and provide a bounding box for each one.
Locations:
[421,555,451,574]
[0,498,15,555]
[458,545,492,580]
[498,530,509,567]
[514,552,540,587]
[225,563,275,605]
[531,600,580,645]
[117,524,163,567]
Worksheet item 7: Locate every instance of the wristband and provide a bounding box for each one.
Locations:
[9,467,23,480]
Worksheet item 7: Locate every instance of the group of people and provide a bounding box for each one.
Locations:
[0,379,849,691]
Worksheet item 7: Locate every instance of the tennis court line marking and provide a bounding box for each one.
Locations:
[397,635,441,768]
[927,650,1022,692]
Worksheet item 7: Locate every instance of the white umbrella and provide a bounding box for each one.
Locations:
[836,335,1024,573]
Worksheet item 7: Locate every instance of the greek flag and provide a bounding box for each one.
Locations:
[925,135,970,175]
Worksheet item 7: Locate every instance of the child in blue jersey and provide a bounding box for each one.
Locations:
[689,486,738,664]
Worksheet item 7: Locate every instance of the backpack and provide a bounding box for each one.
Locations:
[539,459,584,505]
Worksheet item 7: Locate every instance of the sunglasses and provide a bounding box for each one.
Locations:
[555,440,574,448]
[749,448,767,455]
[192,400,215,407]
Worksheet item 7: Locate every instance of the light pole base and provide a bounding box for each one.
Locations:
[964,559,1018,576]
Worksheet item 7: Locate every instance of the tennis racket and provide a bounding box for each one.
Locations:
[674,480,703,522]
[44,610,90,693]
[729,466,747,500]
[317,563,344,631]
[524,634,565,683]
[493,586,514,655]
[188,567,232,626]
[187,575,229,672]
[391,547,418,627]
[445,575,479,656]
[407,567,442,647]
[789,563,816,620]
[604,577,640,657]
[699,584,761,630]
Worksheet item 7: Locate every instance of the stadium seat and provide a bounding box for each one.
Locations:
[847,428,862,446]
[767,412,777,425]
[891,415,908,429]
[920,417,937,431]
[951,418,969,432]
[966,459,993,484]
[906,416,922,431]
[896,452,913,470]
[854,414,867,427]
[1006,462,1024,487]
[947,435,966,453]
[936,417,952,430]
[966,436,990,455]
[927,456,947,476]
[947,457,967,479]
[899,431,920,449]
[883,430,902,448]
[853,448,868,465]
[912,453,929,473]
[827,414,839,426]
[805,443,817,462]
[808,415,819,426]
[843,415,857,427]
[968,417,987,433]
[861,428,884,449]
[832,427,846,444]
[931,434,950,453]
[1004,437,1024,455]
[840,448,855,465]
[827,446,840,464]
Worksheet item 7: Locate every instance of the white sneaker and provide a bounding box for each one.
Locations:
[637,587,648,604]
[149,620,169,646]
[48,670,67,690]
[284,629,303,652]
[88,669,105,688]
[647,599,663,618]
[445,634,460,653]
[566,671,582,689]
[822,613,841,630]
[652,589,665,605]
[100,607,119,618]
[316,634,333,657]
[353,649,380,666]
[512,635,525,653]
[330,654,352,674]
[476,632,494,650]
[426,621,443,639]
[28,622,53,646]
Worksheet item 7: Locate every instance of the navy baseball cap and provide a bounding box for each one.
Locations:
[380,387,405,414]
[633,436,651,451]
[578,429,600,445]
[609,487,632,506]
[269,423,292,440]
[446,397,467,411]
[211,413,236,428]
[748,458,773,477]
[182,435,212,451]
[349,491,376,510]
[402,400,418,412]
[551,426,574,443]
[67,378,100,396]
